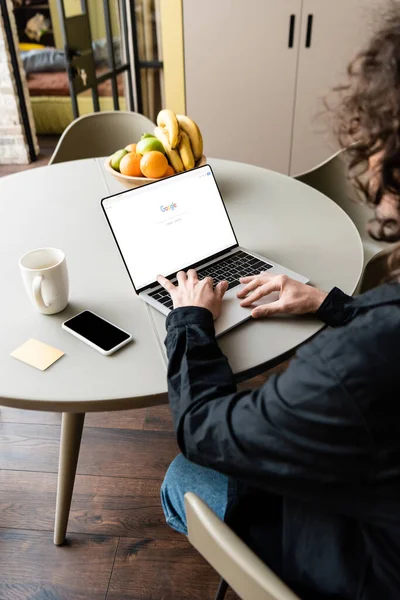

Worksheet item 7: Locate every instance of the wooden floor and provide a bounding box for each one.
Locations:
[0,376,281,600]
[0,146,287,599]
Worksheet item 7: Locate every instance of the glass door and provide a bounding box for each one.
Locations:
[56,0,134,117]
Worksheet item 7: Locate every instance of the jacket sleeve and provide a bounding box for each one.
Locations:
[315,286,357,327]
[165,297,373,509]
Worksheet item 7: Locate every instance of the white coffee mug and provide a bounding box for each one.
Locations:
[19,248,69,315]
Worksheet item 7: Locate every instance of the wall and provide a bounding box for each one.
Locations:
[159,0,185,113]
[0,0,39,164]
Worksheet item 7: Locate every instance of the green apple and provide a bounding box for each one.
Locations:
[136,137,165,155]
[141,133,156,139]
[110,148,129,171]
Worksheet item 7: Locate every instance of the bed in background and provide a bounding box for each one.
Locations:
[22,44,126,135]
[30,95,126,135]
[27,69,126,134]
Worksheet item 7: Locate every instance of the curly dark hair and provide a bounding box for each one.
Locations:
[333,6,400,201]
[331,3,400,277]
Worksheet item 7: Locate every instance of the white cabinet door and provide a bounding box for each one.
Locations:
[290,0,386,176]
[183,0,302,174]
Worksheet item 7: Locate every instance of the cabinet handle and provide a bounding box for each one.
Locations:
[305,14,314,48]
[288,14,296,48]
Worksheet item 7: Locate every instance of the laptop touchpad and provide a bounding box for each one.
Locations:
[215,287,280,336]
[227,284,279,307]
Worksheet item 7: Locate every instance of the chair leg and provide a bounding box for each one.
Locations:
[214,577,229,600]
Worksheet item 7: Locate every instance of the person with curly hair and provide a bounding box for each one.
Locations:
[157,7,400,599]
[334,5,400,245]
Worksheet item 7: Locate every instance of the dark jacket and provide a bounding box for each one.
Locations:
[164,284,400,599]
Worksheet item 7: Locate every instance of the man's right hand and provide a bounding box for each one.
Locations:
[237,273,328,318]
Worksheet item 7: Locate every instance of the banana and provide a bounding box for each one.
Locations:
[178,130,195,171]
[157,109,180,149]
[153,126,184,173]
[176,114,203,161]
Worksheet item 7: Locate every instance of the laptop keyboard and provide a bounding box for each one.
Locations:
[149,250,273,311]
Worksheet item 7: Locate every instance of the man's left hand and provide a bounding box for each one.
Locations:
[157,270,229,320]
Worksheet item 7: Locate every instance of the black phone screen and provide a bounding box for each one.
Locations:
[64,311,130,351]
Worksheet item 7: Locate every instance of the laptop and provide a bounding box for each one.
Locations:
[101,164,308,336]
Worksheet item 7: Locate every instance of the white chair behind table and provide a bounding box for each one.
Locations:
[49,111,156,165]
[294,150,389,291]
[184,492,301,600]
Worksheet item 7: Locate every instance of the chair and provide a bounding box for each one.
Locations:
[49,111,156,165]
[294,150,389,271]
[184,492,300,600]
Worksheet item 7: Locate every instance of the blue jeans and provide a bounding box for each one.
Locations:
[161,454,229,535]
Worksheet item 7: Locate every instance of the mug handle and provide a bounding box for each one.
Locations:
[32,275,50,310]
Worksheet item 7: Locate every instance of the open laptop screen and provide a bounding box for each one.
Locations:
[102,165,238,292]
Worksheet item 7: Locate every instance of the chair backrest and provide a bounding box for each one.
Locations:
[184,492,300,600]
[295,150,388,266]
[49,111,156,165]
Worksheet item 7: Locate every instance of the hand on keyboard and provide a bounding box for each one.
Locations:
[237,273,327,318]
[157,270,229,319]
[197,251,273,291]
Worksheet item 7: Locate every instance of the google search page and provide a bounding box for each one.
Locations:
[103,166,237,289]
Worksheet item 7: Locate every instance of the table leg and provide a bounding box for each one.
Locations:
[54,412,85,545]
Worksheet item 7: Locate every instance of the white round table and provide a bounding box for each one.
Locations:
[0,157,363,544]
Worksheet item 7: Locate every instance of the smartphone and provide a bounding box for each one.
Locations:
[62,310,132,355]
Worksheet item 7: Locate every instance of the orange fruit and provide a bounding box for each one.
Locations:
[164,165,175,177]
[140,151,168,178]
[119,152,142,177]
[125,143,137,153]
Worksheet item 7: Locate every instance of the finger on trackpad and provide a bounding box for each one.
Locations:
[251,291,279,307]
[232,285,278,308]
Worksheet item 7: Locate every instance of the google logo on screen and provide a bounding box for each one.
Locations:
[160,202,177,212]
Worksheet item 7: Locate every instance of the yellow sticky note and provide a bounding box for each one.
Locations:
[11,339,64,371]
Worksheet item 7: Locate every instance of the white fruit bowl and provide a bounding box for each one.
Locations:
[104,154,207,187]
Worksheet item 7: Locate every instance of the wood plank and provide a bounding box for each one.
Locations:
[77,427,178,478]
[0,422,61,472]
[108,537,238,600]
[0,470,180,540]
[0,406,147,429]
[144,405,174,431]
[0,422,178,478]
[0,528,118,600]
[85,408,147,429]
[0,407,62,425]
